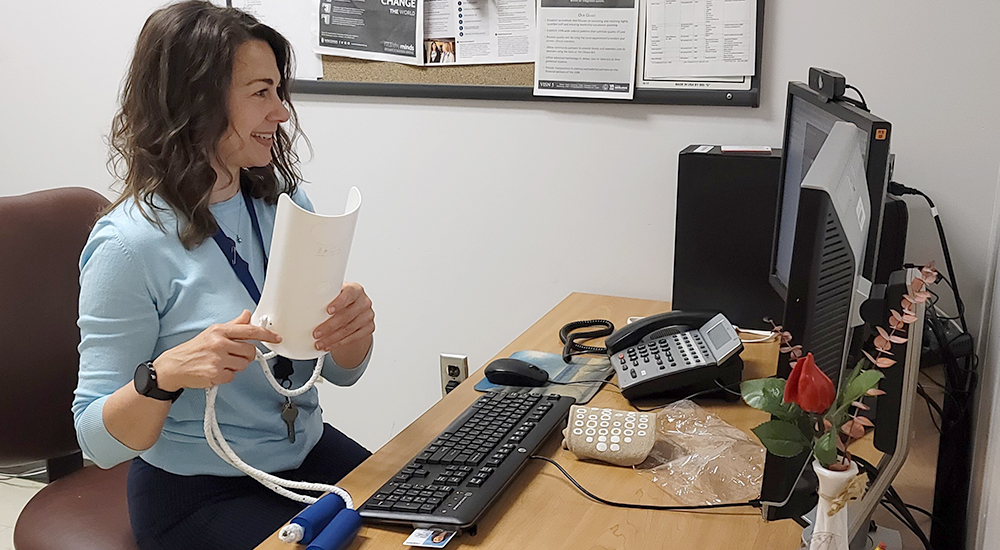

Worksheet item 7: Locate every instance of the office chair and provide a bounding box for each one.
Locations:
[0,188,137,550]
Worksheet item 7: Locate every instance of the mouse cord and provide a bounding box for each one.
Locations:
[529,456,759,511]
[203,348,354,510]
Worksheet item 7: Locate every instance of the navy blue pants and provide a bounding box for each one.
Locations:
[127,424,371,550]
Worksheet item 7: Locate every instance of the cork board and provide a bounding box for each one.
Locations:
[321,55,534,87]
[289,0,766,105]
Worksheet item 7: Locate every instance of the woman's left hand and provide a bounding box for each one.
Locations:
[314,282,375,368]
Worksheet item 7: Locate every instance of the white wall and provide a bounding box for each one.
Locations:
[973,162,1000,550]
[4,1,1000,543]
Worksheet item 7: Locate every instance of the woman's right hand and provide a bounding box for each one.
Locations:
[153,310,282,391]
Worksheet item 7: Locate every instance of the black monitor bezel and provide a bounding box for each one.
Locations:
[768,81,892,302]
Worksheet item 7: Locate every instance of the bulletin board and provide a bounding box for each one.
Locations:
[287,0,765,106]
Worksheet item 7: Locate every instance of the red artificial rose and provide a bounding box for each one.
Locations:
[783,353,836,413]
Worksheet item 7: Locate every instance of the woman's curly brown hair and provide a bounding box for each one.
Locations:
[108,1,304,249]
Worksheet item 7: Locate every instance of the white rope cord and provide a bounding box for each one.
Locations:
[203,349,354,508]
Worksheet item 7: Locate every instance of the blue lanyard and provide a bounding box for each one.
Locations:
[211,182,267,304]
[210,183,296,385]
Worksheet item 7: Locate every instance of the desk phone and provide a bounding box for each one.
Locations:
[606,311,744,401]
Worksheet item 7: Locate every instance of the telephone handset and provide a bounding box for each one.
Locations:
[606,311,744,402]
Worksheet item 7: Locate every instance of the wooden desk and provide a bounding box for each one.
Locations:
[256,292,903,549]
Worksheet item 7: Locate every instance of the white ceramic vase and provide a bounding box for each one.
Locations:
[807,459,859,550]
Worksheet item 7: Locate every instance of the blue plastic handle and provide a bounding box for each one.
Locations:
[291,493,347,545]
[306,508,363,550]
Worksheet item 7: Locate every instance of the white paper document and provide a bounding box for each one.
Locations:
[534,0,640,100]
[423,0,535,65]
[313,0,425,65]
[642,0,756,79]
[220,0,324,79]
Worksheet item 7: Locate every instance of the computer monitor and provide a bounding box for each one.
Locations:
[758,119,872,520]
[770,82,892,300]
[759,80,895,525]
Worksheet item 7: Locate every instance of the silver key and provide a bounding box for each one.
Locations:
[281,399,298,443]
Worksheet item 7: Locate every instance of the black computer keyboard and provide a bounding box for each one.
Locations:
[358,391,574,531]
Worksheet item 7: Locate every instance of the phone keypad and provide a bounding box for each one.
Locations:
[614,331,712,376]
[675,332,711,366]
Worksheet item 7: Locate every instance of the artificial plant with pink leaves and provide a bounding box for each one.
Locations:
[740,264,938,470]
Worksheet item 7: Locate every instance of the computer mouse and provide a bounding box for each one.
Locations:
[484,357,550,387]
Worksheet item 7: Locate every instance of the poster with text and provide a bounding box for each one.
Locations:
[314,0,424,65]
[534,0,639,99]
[423,0,536,65]
[642,0,756,79]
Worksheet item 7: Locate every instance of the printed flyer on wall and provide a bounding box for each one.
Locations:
[641,0,756,79]
[313,0,424,65]
[534,0,639,100]
[423,0,536,65]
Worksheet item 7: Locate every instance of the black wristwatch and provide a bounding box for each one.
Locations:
[133,361,184,402]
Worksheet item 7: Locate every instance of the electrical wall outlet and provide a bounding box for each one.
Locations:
[440,354,469,397]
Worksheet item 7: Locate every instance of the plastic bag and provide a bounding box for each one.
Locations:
[635,399,765,506]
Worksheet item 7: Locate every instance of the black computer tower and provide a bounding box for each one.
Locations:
[673,146,784,330]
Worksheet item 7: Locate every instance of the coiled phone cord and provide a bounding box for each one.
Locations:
[203,348,354,514]
[559,319,615,362]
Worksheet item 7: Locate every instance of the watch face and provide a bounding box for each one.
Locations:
[134,362,182,401]
[135,363,155,395]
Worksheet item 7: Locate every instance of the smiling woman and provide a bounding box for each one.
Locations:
[107,0,302,248]
[213,40,292,204]
[74,3,377,550]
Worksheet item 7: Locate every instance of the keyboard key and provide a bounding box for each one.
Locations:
[427,448,449,464]
[391,501,422,512]
[414,451,433,463]
[442,449,462,464]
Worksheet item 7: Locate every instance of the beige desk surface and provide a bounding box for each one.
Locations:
[256,292,937,550]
